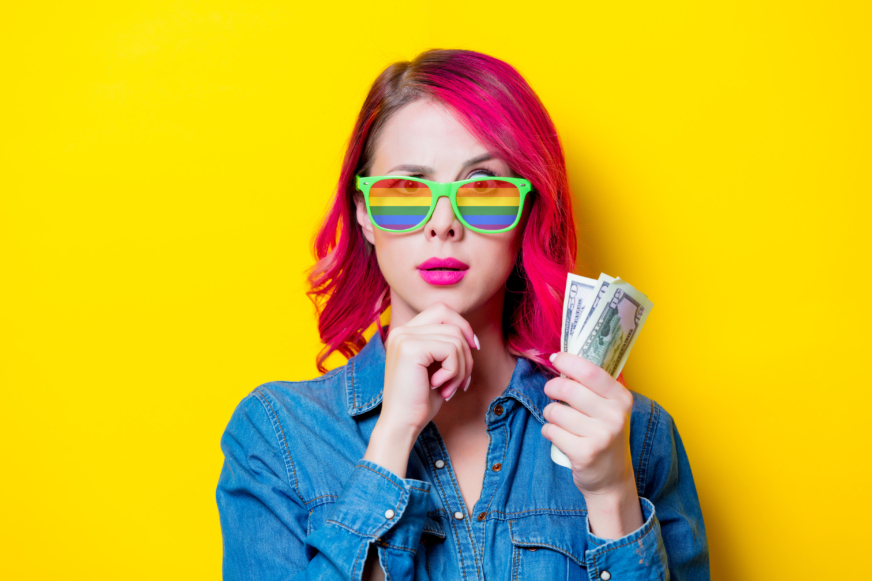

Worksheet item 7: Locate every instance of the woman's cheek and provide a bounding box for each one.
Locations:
[373,239,408,290]
[475,239,518,295]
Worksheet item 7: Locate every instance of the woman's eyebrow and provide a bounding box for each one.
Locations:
[386,153,495,174]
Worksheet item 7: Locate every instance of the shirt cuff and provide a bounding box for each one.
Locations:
[324,458,433,552]
[584,497,669,580]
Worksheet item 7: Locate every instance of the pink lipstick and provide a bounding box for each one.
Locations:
[417,257,469,286]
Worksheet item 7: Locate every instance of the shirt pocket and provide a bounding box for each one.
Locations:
[508,513,589,580]
[416,516,447,579]
[420,514,446,546]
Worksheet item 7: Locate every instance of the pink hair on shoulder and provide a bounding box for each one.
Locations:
[306,49,577,375]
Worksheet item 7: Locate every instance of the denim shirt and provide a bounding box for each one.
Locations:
[216,331,709,580]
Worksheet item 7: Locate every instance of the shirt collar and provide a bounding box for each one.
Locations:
[345,331,552,424]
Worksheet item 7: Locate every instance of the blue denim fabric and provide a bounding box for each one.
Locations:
[216,331,709,580]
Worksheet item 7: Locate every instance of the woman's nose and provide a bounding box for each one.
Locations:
[425,196,462,240]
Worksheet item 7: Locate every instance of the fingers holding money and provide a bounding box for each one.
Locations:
[548,352,625,401]
[542,376,608,420]
[551,272,651,471]
[542,352,635,494]
[543,352,634,442]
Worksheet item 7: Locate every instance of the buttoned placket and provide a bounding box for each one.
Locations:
[413,397,514,581]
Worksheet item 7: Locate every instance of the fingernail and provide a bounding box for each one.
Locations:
[446,387,458,401]
[549,353,558,363]
[463,376,471,391]
[474,334,481,350]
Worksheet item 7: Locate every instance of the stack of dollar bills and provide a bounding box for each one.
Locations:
[551,273,654,468]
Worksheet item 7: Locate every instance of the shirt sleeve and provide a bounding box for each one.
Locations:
[215,392,433,580]
[583,406,710,580]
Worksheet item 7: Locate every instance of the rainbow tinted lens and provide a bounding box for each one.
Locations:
[456,179,521,230]
[366,178,523,232]
[368,178,432,231]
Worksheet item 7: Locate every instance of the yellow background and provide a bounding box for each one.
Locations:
[1,1,869,578]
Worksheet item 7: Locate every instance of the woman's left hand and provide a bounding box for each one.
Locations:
[541,352,638,502]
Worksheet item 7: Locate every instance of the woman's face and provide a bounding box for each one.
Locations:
[354,98,529,322]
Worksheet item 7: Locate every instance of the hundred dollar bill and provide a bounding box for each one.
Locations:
[575,280,653,378]
[552,274,653,468]
[567,273,615,354]
[561,274,597,352]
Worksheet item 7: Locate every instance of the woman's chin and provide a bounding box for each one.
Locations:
[402,292,473,317]
[413,290,495,319]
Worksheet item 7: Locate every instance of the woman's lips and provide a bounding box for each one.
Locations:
[418,269,467,285]
[417,257,469,286]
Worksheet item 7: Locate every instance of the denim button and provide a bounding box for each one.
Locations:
[453,511,464,520]
[435,459,445,469]
[477,512,486,521]
[494,404,504,415]
[492,463,502,471]
[384,509,395,519]
[600,571,611,580]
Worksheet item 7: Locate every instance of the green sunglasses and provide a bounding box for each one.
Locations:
[355,175,532,234]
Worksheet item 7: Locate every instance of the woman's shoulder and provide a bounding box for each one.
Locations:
[626,389,691,493]
[233,364,361,442]
[222,363,376,502]
[249,365,348,412]
[629,389,684,443]
[628,388,675,437]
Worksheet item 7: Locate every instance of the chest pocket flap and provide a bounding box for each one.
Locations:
[508,512,589,567]
[422,514,446,541]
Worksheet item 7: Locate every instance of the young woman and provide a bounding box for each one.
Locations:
[216,49,709,580]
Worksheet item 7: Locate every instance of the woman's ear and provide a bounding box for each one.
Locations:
[353,192,376,245]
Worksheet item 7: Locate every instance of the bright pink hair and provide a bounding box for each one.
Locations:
[306,49,577,374]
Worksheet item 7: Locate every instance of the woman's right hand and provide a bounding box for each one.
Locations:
[379,302,479,436]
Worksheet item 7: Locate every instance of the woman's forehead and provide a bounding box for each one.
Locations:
[371,99,506,174]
